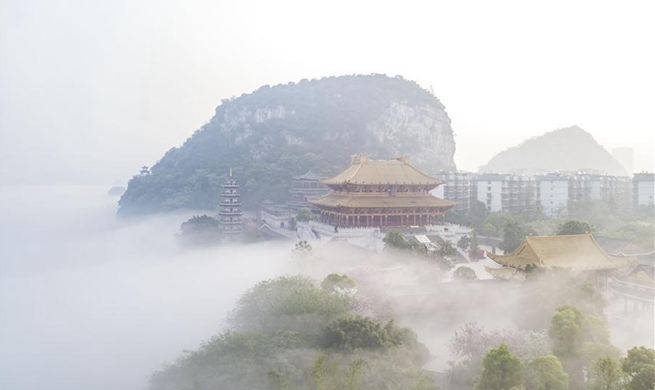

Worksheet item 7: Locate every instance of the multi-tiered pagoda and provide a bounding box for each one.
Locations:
[308,154,457,228]
[218,169,243,234]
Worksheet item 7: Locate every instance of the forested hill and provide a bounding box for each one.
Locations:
[118,74,456,216]
[479,126,627,176]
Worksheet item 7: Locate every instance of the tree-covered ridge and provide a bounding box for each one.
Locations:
[479,126,627,176]
[149,275,434,390]
[118,74,456,216]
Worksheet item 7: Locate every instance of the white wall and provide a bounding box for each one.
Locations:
[538,180,569,216]
[636,181,655,205]
[477,180,503,212]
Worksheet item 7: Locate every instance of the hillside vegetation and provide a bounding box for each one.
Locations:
[119,74,456,216]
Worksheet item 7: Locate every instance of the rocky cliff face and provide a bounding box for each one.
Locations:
[118,75,456,215]
[367,101,455,170]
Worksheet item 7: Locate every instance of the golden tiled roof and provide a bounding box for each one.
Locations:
[321,154,443,186]
[487,234,635,271]
[307,192,457,208]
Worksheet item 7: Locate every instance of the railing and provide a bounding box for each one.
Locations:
[219,210,242,215]
[301,221,380,237]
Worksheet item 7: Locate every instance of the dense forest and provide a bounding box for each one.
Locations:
[149,274,435,390]
[118,74,456,216]
[148,245,655,390]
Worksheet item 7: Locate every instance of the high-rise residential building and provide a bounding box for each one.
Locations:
[587,174,631,208]
[633,173,655,206]
[535,174,570,216]
[476,173,536,215]
[430,172,474,213]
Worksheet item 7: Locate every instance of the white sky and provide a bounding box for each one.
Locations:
[1,0,654,185]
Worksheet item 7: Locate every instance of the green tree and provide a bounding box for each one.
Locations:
[453,267,477,281]
[227,276,349,335]
[457,235,471,250]
[383,230,410,250]
[481,223,497,237]
[589,357,626,390]
[549,304,589,354]
[501,220,525,253]
[526,355,569,390]
[468,200,489,228]
[438,240,457,259]
[470,230,481,258]
[296,207,317,222]
[476,343,524,390]
[177,214,221,246]
[321,273,356,294]
[548,305,612,388]
[512,270,606,331]
[483,212,522,237]
[323,316,417,351]
[622,347,655,390]
[556,220,594,235]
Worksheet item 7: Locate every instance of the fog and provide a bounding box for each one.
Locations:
[1,186,652,389]
[0,185,294,390]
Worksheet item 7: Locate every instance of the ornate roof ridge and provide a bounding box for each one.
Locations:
[321,154,444,186]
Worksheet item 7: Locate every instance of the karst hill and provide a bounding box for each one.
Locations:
[118,74,457,216]
[479,126,627,176]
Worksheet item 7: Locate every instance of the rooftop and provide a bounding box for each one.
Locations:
[487,233,635,271]
[321,154,443,186]
[294,169,327,181]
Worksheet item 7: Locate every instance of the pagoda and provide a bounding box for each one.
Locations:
[218,169,243,234]
[307,154,457,228]
[485,233,635,281]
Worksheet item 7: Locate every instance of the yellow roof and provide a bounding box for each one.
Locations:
[321,154,443,186]
[487,234,635,271]
[308,192,457,209]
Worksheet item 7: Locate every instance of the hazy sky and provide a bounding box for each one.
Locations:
[1,0,654,184]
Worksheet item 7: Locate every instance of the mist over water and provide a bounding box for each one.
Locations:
[0,185,292,390]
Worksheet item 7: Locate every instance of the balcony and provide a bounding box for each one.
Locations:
[219,209,242,215]
[220,219,242,225]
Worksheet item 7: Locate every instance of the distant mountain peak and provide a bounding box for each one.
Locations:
[479,126,627,176]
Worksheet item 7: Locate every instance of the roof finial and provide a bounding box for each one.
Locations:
[395,155,411,164]
[351,154,369,165]
[229,167,232,177]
